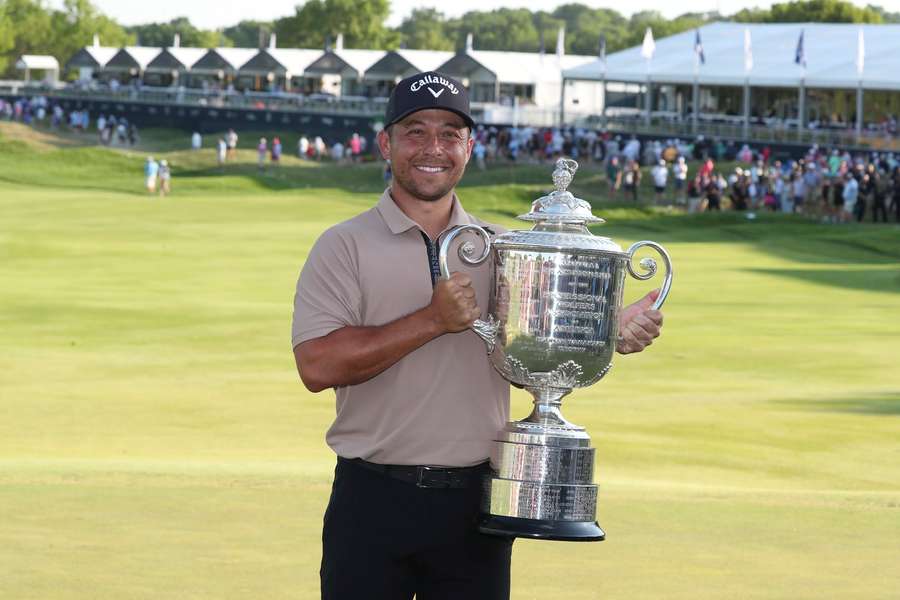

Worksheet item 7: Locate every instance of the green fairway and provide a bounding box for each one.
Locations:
[1,123,899,599]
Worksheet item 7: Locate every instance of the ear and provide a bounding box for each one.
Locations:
[377,129,391,161]
[465,129,474,163]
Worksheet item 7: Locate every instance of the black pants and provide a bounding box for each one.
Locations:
[321,458,513,599]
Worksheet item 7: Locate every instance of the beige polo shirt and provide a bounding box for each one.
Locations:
[292,189,509,467]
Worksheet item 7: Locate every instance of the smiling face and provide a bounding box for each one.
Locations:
[377,109,473,203]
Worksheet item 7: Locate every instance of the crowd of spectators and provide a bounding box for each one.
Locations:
[1,95,139,147]
[3,95,899,222]
[472,125,900,223]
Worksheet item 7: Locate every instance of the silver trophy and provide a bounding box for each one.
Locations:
[439,159,673,541]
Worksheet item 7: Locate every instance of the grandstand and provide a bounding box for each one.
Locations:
[564,22,900,147]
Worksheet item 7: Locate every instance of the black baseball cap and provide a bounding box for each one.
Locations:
[384,71,475,130]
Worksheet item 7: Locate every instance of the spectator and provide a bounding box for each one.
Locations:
[651,159,668,204]
[144,157,159,194]
[271,136,282,166]
[672,156,688,205]
[158,160,171,197]
[841,172,859,223]
[191,131,202,151]
[226,129,238,159]
[257,137,267,171]
[216,138,227,167]
[349,133,362,163]
[331,140,345,163]
[606,156,622,198]
[622,160,641,202]
[298,135,310,159]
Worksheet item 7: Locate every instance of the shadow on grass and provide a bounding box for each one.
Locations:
[745,267,900,294]
[774,392,900,416]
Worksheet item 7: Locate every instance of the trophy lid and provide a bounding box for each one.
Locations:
[518,159,605,225]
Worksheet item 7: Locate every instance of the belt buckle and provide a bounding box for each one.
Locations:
[416,466,450,488]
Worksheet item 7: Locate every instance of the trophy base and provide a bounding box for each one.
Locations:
[479,514,605,542]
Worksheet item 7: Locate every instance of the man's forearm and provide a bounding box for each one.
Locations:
[295,306,445,392]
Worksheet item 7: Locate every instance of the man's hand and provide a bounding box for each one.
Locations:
[429,272,480,333]
[617,289,664,355]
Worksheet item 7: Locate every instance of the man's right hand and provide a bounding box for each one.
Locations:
[429,272,480,333]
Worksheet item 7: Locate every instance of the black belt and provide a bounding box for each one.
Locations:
[340,457,488,489]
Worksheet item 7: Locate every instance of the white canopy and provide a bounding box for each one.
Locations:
[462,49,594,85]
[563,22,900,91]
[16,55,59,71]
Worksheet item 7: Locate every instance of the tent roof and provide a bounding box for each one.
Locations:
[146,47,207,71]
[214,48,259,70]
[16,55,59,70]
[67,46,118,68]
[394,50,455,73]
[563,22,900,91]
[306,49,385,77]
[364,50,454,79]
[269,48,323,73]
[106,46,163,70]
[444,50,595,85]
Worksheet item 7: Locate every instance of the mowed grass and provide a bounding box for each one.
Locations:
[1,122,899,599]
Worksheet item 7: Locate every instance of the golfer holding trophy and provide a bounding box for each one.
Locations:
[293,71,670,599]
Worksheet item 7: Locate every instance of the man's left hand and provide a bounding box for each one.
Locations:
[617,289,664,355]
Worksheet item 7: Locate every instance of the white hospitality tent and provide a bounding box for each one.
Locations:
[563,22,900,133]
[437,33,602,120]
[237,34,324,92]
[15,55,60,84]
[190,47,259,88]
[363,50,455,96]
[66,36,119,81]
[304,42,387,97]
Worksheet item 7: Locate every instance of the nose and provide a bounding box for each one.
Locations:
[421,133,443,156]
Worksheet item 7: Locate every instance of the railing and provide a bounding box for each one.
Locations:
[0,81,389,118]
[582,113,898,151]
[3,80,897,150]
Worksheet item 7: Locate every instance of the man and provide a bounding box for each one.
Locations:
[292,72,664,599]
[144,156,159,194]
[651,159,668,204]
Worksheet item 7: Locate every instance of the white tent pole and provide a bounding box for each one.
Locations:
[742,77,750,140]
[692,57,699,135]
[559,77,567,127]
[645,71,652,126]
[601,74,607,128]
[855,82,863,141]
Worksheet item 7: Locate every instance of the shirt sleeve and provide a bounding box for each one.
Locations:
[291,226,362,348]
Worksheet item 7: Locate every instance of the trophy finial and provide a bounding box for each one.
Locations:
[552,158,578,192]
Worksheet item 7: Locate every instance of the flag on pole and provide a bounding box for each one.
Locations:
[641,28,655,60]
[694,30,705,65]
[856,27,865,78]
[794,29,806,68]
[743,28,753,73]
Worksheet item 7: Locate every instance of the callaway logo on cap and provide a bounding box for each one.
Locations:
[384,71,474,130]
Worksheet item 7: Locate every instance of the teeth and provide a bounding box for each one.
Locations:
[416,166,446,173]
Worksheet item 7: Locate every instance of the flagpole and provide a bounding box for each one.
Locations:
[855,28,864,142]
[855,80,863,141]
[743,77,750,140]
[560,77,567,127]
[798,72,805,142]
[692,57,699,135]
[645,60,652,127]
[601,72,607,129]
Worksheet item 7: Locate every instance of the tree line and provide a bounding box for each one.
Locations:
[2,0,899,78]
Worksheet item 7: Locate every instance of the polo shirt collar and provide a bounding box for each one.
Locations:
[376,188,471,236]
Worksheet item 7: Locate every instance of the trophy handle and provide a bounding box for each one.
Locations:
[438,225,499,353]
[625,241,673,310]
